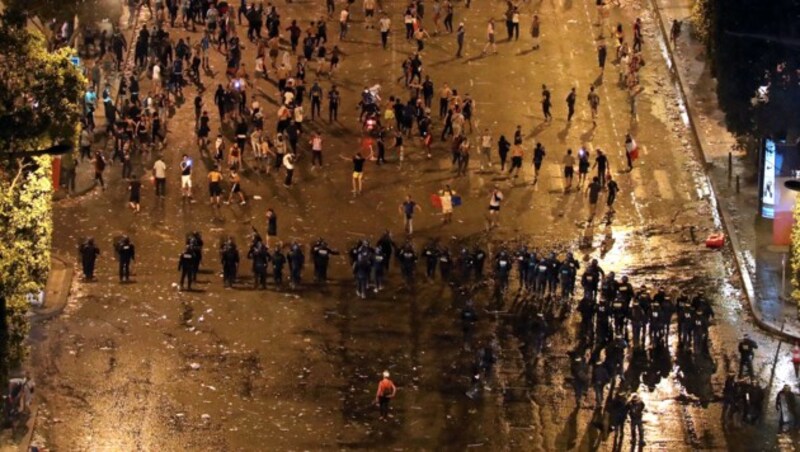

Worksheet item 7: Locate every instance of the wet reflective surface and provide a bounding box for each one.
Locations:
[27,0,800,449]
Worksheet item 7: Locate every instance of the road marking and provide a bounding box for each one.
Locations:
[631,170,647,199]
[653,169,675,200]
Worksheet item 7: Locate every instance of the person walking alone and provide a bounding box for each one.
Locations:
[792,342,800,379]
[400,195,423,234]
[375,370,397,421]
[481,19,497,55]
[588,85,600,127]
[566,87,576,122]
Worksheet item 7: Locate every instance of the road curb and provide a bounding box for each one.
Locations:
[32,254,73,322]
[53,3,144,203]
[646,0,800,342]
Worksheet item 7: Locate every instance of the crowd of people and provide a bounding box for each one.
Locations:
[60,0,800,443]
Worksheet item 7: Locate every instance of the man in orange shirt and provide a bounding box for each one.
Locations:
[375,370,397,420]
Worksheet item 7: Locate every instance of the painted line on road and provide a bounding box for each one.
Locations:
[653,169,675,200]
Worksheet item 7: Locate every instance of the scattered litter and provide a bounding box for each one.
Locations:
[190,362,201,370]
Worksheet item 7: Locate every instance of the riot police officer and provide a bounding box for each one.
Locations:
[610,292,629,338]
[559,254,578,300]
[570,354,590,406]
[515,245,530,290]
[272,246,286,284]
[288,242,305,288]
[600,271,618,303]
[653,287,674,347]
[376,230,396,271]
[594,297,612,346]
[545,252,561,295]
[439,247,453,282]
[472,245,487,280]
[578,293,595,343]
[535,253,550,297]
[494,250,512,293]
[648,298,665,348]
[524,251,538,291]
[116,236,135,282]
[78,238,100,280]
[581,259,603,301]
[692,307,709,356]
[461,298,478,350]
[738,334,758,379]
[353,246,373,299]
[188,231,204,281]
[178,245,197,290]
[312,239,337,283]
[457,248,473,282]
[371,245,386,292]
[397,243,418,284]
[676,291,693,348]
[220,238,240,288]
[617,276,633,304]
[248,238,270,289]
[423,242,439,279]
[630,296,646,348]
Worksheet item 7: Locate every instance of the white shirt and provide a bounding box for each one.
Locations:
[489,190,503,207]
[153,160,166,178]
[481,134,492,148]
[340,10,349,23]
[152,64,161,80]
[283,153,295,170]
[380,18,391,32]
[311,136,323,151]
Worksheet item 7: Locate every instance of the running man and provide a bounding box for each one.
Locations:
[375,371,397,421]
[481,19,497,55]
[488,184,504,229]
[208,164,223,206]
[180,154,194,201]
[588,85,600,127]
[399,195,423,234]
[563,148,576,192]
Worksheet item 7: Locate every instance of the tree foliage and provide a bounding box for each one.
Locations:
[703,0,800,136]
[0,11,85,375]
[0,18,85,150]
[792,198,800,312]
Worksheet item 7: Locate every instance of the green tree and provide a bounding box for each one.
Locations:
[0,9,85,383]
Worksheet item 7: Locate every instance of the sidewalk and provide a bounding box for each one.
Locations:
[651,0,800,340]
[54,5,148,201]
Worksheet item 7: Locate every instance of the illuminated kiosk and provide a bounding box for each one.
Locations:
[758,138,800,245]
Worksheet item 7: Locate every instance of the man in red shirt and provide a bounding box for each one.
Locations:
[375,371,397,420]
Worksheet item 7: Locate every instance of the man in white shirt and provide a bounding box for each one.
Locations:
[153,157,167,197]
[339,7,350,40]
[488,184,503,229]
[180,154,193,200]
[480,129,492,170]
[363,0,376,29]
[283,153,296,187]
[309,133,323,167]
[379,14,391,49]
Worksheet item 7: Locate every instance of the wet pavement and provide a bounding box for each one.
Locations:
[23,0,800,450]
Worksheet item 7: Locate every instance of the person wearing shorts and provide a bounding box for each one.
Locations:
[509,144,524,178]
[346,151,366,195]
[208,165,223,206]
[399,195,422,234]
[226,170,246,205]
[562,148,576,192]
[180,154,193,200]
[488,184,503,229]
[310,133,324,167]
